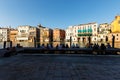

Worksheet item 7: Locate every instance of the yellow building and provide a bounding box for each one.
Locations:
[111,15,120,33]
[108,16,120,48]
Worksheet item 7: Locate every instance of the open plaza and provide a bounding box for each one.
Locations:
[0,54,120,80]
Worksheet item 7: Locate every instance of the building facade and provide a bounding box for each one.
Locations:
[98,23,111,42]
[10,29,18,42]
[111,16,120,33]
[65,26,78,42]
[0,28,10,42]
[53,28,65,42]
[16,26,30,42]
[77,22,98,43]
[38,24,53,45]
[65,22,98,47]
[16,25,39,47]
[108,15,120,42]
[29,27,38,42]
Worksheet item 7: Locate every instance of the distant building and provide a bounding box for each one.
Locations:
[109,33,120,42]
[108,15,120,42]
[111,15,120,33]
[65,22,98,45]
[53,28,65,42]
[65,26,78,42]
[77,22,98,43]
[17,26,31,42]
[0,28,10,42]
[98,23,111,42]
[10,29,18,42]
[38,24,53,45]
[16,25,38,47]
[30,27,38,41]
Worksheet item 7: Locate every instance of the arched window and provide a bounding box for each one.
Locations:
[117,34,118,36]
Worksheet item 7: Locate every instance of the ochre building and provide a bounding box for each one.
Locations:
[108,15,120,43]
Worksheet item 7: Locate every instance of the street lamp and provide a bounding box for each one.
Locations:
[34,37,36,48]
[105,36,108,42]
[88,36,91,44]
[112,35,115,48]
[70,36,72,47]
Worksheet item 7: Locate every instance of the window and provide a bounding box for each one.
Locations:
[117,34,118,36]
[20,30,26,33]
[2,32,6,34]
[30,32,35,35]
[94,28,96,31]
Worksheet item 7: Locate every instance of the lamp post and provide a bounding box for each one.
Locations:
[10,41,12,48]
[88,36,91,44]
[105,36,108,43]
[70,36,72,47]
[112,35,115,48]
[3,41,6,49]
[34,37,36,48]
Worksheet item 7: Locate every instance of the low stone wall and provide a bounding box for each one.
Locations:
[18,48,120,55]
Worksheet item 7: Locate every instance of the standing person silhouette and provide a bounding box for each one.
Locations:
[100,43,106,55]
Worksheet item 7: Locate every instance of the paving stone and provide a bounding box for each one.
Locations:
[0,55,120,80]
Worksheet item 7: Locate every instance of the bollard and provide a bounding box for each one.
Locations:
[112,35,115,48]
[3,41,6,49]
[10,41,12,48]
[34,37,36,48]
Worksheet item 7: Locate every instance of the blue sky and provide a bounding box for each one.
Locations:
[0,0,120,29]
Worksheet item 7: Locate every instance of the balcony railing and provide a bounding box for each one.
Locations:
[78,33,92,36]
[78,29,92,33]
[16,35,29,40]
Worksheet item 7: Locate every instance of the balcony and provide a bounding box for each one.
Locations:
[78,29,92,33]
[78,33,92,36]
[16,35,29,40]
[16,37,29,40]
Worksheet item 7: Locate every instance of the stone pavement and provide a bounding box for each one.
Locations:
[0,54,120,80]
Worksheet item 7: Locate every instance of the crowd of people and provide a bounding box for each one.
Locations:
[88,43,111,50]
[39,43,112,50]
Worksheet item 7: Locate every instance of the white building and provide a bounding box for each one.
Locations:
[16,26,30,41]
[98,23,111,42]
[66,22,98,44]
[16,25,39,47]
[66,26,78,42]
[16,25,38,42]
[77,22,98,43]
[0,28,10,42]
